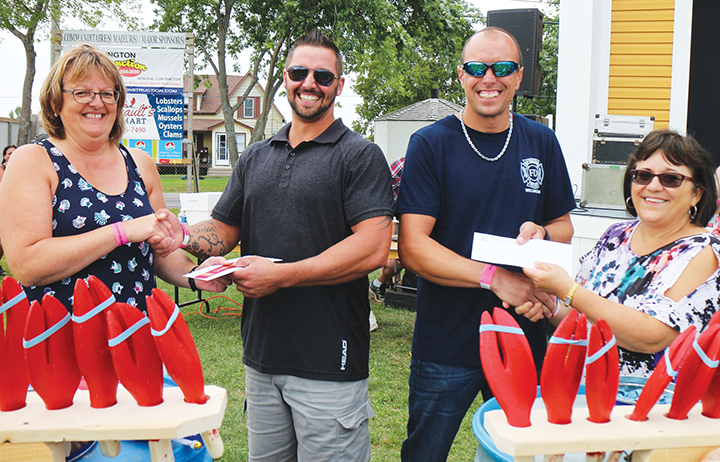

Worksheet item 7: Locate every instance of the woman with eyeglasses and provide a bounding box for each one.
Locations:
[522,129,720,378]
[0,44,227,314]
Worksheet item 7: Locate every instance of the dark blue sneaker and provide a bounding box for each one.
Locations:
[369,281,386,303]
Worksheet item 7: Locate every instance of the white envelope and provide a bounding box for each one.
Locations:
[471,232,573,274]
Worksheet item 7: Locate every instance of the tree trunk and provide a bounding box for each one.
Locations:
[250,76,283,145]
[248,37,286,146]
[19,34,37,145]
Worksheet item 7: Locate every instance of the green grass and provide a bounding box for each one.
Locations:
[0,262,483,460]
[159,175,230,193]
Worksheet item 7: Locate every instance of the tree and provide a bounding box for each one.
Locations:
[0,0,139,144]
[0,0,46,144]
[352,0,480,136]
[353,0,560,135]
[152,0,481,166]
[152,0,279,165]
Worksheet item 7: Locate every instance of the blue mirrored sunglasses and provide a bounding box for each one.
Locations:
[462,61,520,78]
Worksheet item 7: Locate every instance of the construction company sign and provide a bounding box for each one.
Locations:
[62,31,186,163]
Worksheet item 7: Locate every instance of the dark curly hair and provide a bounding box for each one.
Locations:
[623,129,717,226]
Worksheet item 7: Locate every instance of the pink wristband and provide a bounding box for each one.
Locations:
[111,222,128,246]
[180,223,190,248]
[480,264,497,290]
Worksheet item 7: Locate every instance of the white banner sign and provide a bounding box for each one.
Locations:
[62,31,186,49]
[61,33,186,162]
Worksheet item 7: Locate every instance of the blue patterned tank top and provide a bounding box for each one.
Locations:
[24,139,156,313]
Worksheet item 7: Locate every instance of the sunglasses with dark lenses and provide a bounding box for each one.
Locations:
[462,61,520,78]
[286,66,340,87]
[630,169,694,188]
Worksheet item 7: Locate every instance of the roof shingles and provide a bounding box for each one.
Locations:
[375,98,462,122]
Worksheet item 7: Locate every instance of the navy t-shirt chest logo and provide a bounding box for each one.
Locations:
[521,158,544,194]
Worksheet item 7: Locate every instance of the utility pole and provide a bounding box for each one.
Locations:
[185,33,198,193]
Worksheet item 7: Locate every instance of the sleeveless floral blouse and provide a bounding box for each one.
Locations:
[23,139,156,313]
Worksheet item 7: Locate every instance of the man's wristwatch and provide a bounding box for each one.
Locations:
[188,265,199,292]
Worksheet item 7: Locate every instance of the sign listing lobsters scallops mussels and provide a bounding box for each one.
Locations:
[62,32,186,163]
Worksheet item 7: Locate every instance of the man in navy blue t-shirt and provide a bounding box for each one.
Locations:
[396,27,576,461]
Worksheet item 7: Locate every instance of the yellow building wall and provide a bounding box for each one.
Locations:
[608,0,675,129]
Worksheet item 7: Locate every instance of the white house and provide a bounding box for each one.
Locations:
[374,93,463,165]
[184,73,285,174]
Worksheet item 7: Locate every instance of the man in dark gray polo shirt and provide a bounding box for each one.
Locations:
[174,30,393,461]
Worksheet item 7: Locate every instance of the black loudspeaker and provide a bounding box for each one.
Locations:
[688,1,720,165]
[487,9,544,97]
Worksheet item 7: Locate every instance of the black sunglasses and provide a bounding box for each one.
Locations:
[286,66,341,87]
[462,61,520,78]
[630,169,694,188]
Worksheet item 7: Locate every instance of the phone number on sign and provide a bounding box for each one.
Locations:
[126,127,147,133]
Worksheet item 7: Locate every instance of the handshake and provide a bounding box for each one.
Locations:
[144,208,186,258]
[140,209,284,298]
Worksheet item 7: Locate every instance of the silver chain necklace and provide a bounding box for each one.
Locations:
[460,108,513,162]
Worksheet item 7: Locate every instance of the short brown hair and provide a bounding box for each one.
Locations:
[286,30,343,76]
[623,129,717,226]
[40,44,126,145]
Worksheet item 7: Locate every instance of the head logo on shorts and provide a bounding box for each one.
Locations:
[520,158,543,194]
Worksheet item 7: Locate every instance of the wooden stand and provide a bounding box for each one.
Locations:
[484,403,720,461]
[0,385,227,462]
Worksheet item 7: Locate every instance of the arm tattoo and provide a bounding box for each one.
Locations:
[377,215,393,230]
[188,220,229,259]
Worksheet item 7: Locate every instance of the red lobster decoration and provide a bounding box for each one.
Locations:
[72,276,119,408]
[700,311,720,418]
[479,308,536,427]
[629,326,696,421]
[585,319,619,423]
[106,302,164,406]
[0,276,31,411]
[23,294,81,410]
[540,310,587,424]
[667,323,720,420]
[146,289,207,404]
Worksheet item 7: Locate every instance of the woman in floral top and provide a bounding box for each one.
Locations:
[523,129,720,378]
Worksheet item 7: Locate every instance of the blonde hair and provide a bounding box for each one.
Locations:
[40,44,126,145]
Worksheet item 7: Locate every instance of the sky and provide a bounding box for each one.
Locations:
[0,0,547,126]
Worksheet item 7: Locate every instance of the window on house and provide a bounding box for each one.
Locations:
[243,98,254,118]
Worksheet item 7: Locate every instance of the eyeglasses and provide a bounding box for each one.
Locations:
[62,89,121,105]
[630,169,694,188]
[462,61,520,78]
[286,66,341,87]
